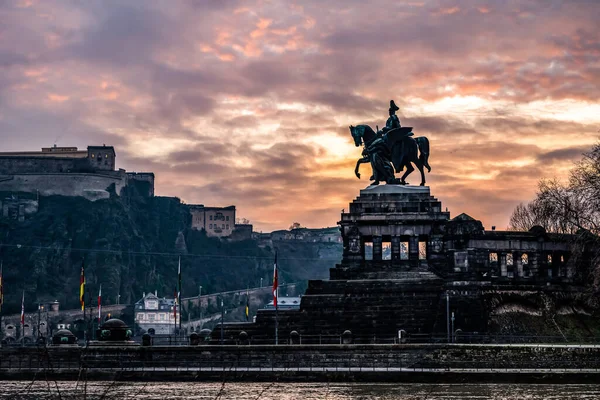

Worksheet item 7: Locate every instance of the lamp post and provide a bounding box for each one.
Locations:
[37,303,42,341]
[220,297,224,344]
[451,312,455,343]
[446,292,450,343]
[198,285,203,329]
[117,293,121,305]
[260,277,263,288]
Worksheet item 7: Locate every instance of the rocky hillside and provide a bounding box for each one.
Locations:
[0,188,341,314]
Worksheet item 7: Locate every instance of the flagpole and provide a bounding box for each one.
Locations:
[220,297,224,344]
[273,251,278,346]
[178,256,182,336]
[98,284,102,324]
[0,260,3,343]
[20,290,24,347]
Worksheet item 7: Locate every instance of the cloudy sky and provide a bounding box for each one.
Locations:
[1,0,599,231]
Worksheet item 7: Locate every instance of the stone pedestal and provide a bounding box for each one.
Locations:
[337,185,449,279]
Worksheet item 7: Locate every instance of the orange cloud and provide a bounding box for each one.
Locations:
[47,94,69,102]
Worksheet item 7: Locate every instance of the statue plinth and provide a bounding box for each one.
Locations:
[338,184,449,277]
[360,184,431,195]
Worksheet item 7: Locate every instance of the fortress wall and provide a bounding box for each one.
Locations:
[0,173,127,200]
[126,172,155,196]
[0,157,88,174]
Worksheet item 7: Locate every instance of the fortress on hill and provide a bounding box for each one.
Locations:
[0,145,155,201]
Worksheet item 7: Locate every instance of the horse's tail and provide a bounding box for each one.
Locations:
[415,136,431,172]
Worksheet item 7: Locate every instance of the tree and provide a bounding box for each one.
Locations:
[288,222,304,230]
[509,142,600,287]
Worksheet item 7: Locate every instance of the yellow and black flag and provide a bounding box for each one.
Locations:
[245,289,249,321]
[79,260,85,311]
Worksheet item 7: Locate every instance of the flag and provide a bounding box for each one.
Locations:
[245,289,249,321]
[97,284,102,323]
[79,260,85,311]
[272,252,278,309]
[20,290,25,326]
[0,261,4,313]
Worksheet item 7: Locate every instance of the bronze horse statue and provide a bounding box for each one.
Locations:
[349,125,431,186]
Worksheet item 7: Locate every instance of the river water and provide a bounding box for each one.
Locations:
[1,381,600,399]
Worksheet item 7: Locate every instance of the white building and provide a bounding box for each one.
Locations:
[134,291,180,335]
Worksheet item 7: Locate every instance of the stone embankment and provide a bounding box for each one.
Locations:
[1,343,600,382]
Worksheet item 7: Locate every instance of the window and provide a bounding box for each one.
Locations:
[382,242,392,260]
[222,224,225,229]
[226,216,229,221]
[364,242,373,260]
[506,253,514,266]
[419,242,427,260]
[226,224,229,229]
[210,215,213,220]
[489,252,498,263]
[209,224,212,228]
[400,242,409,260]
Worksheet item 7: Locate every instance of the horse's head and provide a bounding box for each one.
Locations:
[349,125,363,147]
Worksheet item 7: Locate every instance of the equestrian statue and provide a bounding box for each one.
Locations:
[349,100,431,186]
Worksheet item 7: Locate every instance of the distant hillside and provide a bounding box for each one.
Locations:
[0,189,340,314]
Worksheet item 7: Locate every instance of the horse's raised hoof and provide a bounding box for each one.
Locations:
[426,166,431,173]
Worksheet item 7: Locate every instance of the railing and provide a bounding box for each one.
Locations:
[2,354,600,374]
[204,332,600,346]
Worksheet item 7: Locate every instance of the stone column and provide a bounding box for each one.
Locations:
[409,236,419,266]
[500,252,507,277]
[391,236,401,263]
[515,252,523,277]
[529,252,539,277]
[372,236,383,261]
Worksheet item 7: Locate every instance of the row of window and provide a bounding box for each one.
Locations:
[363,241,427,261]
[209,215,230,221]
[136,312,177,321]
[209,224,229,230]
[489,252,565,266]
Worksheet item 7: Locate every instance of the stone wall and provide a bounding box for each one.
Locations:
[0,157,88,174]
[0,173,127,201]
[2,343,600,382]
[126,172,155,196]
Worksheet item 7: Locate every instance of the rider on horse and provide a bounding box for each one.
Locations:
[380,100,401,134]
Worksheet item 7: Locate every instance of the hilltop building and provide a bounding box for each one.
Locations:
[188,204,253,240]
[134,291,180,335]
[0,145,155,200]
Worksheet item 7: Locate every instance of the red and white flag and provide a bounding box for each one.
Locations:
[272,252,278,309]
[20,290,25,326]
[97,284,102,323]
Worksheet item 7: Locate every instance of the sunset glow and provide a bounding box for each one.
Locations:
[1,0,598,231]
